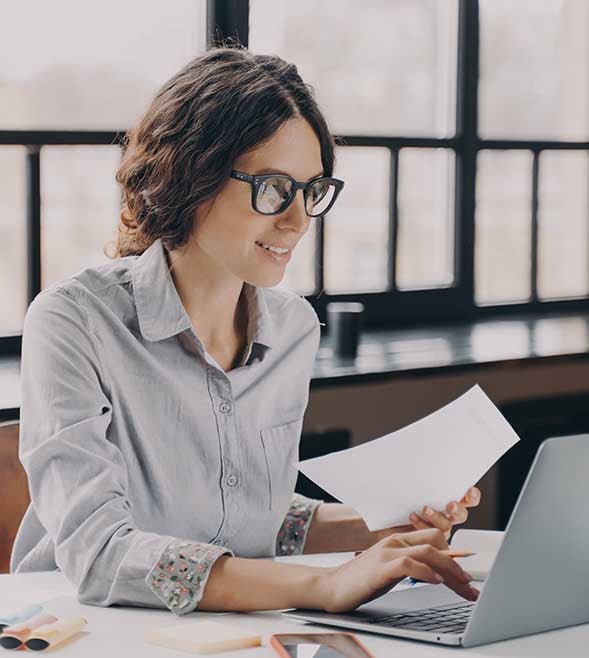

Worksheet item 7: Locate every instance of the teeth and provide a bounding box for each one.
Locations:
[257,242,289,255]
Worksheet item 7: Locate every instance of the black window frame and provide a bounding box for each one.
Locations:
[242,0,589,327]
[1,0,588,358]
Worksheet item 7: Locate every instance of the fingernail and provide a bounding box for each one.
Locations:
[409,513,417,522]
[450,503,459,514]
[424,506,434,517]
[433,574,444,583]
[469,586,479,599]
[463,571,473,581]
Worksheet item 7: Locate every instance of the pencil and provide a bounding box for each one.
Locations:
[442,550,477,558]
[354,549,477,557]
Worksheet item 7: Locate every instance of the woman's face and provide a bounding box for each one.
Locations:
[190,117,324,288]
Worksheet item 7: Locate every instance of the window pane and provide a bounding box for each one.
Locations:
[475,150,532,304]
[41,147,121,288]
[538,151,589,299]
[1,0,205,130]
[479,0,589,140]
[324,147,390,293]
[0,147,27,333]
[396,148,455,289]
[249,0,458,137]
[278,226,316,295]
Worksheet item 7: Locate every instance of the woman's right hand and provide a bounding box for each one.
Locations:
[320,528,479,614]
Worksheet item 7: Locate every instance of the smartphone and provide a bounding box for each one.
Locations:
[269,632,375,658]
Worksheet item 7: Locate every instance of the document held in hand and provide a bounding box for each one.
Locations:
[297,385,520,530]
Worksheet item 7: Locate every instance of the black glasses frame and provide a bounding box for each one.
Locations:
[230,169,345,217]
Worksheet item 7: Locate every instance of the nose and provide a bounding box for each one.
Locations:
[276,189,310,234]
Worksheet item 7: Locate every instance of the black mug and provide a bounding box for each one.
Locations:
[326,302,364,359]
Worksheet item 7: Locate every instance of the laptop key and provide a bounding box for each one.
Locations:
[368,615,413,625]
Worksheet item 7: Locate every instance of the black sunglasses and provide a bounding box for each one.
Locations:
[230,169,344,217]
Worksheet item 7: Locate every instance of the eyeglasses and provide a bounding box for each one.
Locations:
[230,169,344,217]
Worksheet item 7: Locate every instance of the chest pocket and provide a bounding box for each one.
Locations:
[260,418,303,515]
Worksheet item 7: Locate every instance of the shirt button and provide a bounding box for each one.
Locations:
[226,474,238,487]
[219,401,231,414]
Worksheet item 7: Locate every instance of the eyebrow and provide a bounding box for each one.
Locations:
[254,167,324,181]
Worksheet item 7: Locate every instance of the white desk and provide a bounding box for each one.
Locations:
[1,570,588,657]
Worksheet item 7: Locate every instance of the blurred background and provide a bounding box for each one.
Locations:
[2,1,589,569]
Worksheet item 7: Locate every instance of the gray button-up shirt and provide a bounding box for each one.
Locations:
[11,238,321,612]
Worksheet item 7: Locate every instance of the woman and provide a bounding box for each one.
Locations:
[11,47,480,615]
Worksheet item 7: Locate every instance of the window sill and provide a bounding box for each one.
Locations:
[311,309,589,387]
[3,310,589,421]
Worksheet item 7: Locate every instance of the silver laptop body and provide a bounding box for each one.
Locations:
[285,434,589,647]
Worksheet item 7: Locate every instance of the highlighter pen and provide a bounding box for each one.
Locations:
[24,617,87,652]
[0,606,44,633]
[0,613,58,650]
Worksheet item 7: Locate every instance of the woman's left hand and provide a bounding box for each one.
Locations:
[307,488,482,553]
[407,487,481,539]
[365,487,481,548]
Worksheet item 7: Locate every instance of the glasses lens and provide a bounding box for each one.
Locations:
[256,177,293,214]
[306,180,337,216]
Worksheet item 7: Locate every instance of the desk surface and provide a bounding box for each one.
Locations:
[1,569,588,657]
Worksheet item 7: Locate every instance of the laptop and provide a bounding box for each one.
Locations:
[285,434,589,647]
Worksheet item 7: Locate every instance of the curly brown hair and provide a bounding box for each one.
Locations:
[110,46,336,258]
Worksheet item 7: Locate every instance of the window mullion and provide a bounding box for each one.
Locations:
[455,0,479,307]
[315,215,325,295]
[530,150,540,301]
[26,146,42,305]
[207,0,250,48]
[388,148,399,291]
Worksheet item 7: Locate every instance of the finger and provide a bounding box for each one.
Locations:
[371,524,414,547]
[406,545,478,601]
[388,556,444,586]
[406,545,471,583]
[446,501,468,524]
[422,506,453,533]
[459,487,481,508]
[385,527,449,550]
[388,524,415,535]
[409,512,431,531]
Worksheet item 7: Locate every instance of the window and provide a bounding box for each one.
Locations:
[2,0,589,355]
[250,0,461,312]
[476,0,589,308]
[250,0,458,138]
[0,0,206,344]
[0,147,27,334]
[250,0,589,325]
[0,1,205,130]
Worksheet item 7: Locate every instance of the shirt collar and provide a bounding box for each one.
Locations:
[243,281,273,351]
[132,238,274,351]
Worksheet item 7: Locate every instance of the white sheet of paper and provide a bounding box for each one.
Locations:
[297,385,520,530]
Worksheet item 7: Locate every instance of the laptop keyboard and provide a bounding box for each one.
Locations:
[367,601,476,634]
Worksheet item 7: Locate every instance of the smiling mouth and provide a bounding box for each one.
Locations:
[255,241,291,255]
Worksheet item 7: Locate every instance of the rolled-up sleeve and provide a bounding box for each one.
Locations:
[19,285,230,614]
[275,493,323,556]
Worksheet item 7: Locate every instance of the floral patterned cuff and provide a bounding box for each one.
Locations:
[275,494,323,556]
[146,540,233,614]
